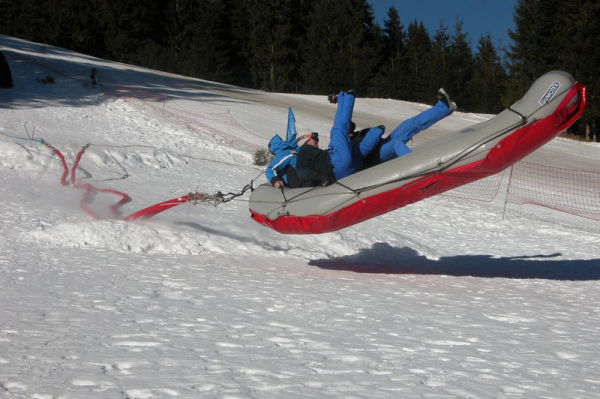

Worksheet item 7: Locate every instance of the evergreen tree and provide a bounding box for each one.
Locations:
[44,0,106,57]
[221,0,253,88]
[100,1,169,69]
[1,0,596,141]
[507,0,599,140]
[505,0,541,105]
[302,0,379,95]
[346,0,382,96]
[429,22,451,97]
[470,35,507,113]
[404,20,431,103]
[246,0,298,92]
[447,20,474,109]
[551,0,600,141]
[70,1,107,57]
[573,0,600,140]
[302,0,353,93]
[164,0,230,81]
[377,6,406,98]
[2,0,51,43]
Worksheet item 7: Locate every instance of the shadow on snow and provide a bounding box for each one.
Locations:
[178,219,600,281]
[309,243,600,281]
[0,34,258,109]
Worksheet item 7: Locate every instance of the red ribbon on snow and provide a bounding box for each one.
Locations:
[46,143,131,219]
[122,195,192,221]
[46,142,198,221]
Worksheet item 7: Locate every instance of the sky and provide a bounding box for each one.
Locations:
[370,0,517,50]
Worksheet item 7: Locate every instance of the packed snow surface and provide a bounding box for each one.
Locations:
[1,35,600,398]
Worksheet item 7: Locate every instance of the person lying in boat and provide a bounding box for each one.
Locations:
[265,90,379,188]
[267,91,382,188]
[344,88,457,168]
[267,89,456,188]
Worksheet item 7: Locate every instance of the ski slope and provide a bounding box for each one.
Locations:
[1,35,600,399]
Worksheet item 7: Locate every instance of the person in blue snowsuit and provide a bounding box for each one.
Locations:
[324,90,383,180]
[266,99,382,188]
[267,89,456,188]
[272,91,384,188]
[290,89,455,186]
[363,88,456,166]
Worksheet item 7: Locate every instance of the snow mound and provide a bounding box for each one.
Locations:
[90,147,190,171]
[0,140,53,173]
[22,220,211,255]
[21,219,349,259]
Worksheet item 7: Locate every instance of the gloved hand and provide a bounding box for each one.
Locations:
[320,175,334,186]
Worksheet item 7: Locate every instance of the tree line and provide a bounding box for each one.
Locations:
[1,0,597,140]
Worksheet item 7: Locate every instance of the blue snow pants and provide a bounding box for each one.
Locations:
[328,91,383,180]
[374,100,452,164]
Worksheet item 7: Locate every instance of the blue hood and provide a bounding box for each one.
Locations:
[268,134,298,155]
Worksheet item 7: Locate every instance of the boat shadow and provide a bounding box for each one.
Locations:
[1,35,256,109]
[309,243,600,280]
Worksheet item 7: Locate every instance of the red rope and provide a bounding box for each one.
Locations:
[45,143,69,186]
[46,142,191,221]
[47,143,131,219]
[122,195,191,221]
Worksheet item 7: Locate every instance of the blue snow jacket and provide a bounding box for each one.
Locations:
[265,108,301,186]
[265,134,299,185]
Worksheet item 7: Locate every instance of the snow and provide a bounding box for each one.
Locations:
[1,34,600,398]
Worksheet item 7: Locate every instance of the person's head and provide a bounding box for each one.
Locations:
[296,132,319,147]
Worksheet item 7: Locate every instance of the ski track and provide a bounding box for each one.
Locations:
[1,35,600,398]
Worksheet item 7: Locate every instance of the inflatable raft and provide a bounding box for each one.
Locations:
[249,71,586,234]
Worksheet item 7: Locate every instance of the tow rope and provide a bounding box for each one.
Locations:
[123,182,255,221]
[40,140,255,221]
[44,142,131,219]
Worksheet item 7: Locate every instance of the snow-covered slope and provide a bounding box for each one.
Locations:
[1,35,600,399]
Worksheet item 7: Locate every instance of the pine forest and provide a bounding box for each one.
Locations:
[1,0,598,140]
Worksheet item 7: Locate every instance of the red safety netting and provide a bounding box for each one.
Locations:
[441,170,506,202]
[506,161,600,221]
